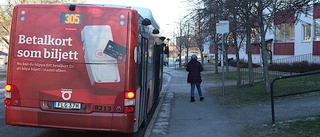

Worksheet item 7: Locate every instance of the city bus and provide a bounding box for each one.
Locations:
[4,3,164,133]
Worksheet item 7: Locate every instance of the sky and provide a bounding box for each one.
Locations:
[0,0,188,37]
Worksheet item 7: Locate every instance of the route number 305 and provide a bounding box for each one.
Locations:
[61,13,82,24]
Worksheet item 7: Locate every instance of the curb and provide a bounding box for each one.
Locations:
[144,72,172,137]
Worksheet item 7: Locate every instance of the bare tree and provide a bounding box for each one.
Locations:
[253,0,312,93]
[181,0,207,66]
[186,0,312,93]
[224,0,312,92]
[201,0,224,74]
[191,9,206,65]
[201,0,220,73]
[225,0,246,86]
[177,18,186,67]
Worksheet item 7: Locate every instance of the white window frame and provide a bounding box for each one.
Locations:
[275,23,295,43]
[302,23,311,41]
[314,18,320,41]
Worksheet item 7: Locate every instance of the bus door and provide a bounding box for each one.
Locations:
[153,43,162,103]
[137,37,149,126]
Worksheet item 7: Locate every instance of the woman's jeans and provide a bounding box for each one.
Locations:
[190,83,203,97]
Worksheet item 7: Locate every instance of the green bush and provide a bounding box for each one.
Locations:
[230,59,260,68]
[268,61,320,73]
[229,60,320,73]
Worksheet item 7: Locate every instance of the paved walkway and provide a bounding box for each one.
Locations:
[145,66,320,137]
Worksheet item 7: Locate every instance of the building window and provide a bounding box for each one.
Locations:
[275,23,295,43]
[302,23,311,41]
[314,19,320,41]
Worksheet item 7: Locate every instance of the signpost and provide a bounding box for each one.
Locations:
[216,20,229,96]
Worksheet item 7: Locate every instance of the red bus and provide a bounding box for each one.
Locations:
[4,4,164,133]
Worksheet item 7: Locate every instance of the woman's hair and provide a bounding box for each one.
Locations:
[191,54,197,60]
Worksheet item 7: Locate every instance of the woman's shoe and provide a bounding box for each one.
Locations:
[190,97,195,102]
[200,97,204,101]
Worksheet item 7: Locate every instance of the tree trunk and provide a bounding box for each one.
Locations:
[225,44,230,78]
[236,49,241,86]
[214,35,219,74]
[246,28,254,85]
[260,35,270,93]
[258,1,270,93]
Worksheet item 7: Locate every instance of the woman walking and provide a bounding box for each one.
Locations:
[186,54,204,102]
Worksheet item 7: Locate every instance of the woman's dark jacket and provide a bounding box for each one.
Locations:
[186,59,203,84]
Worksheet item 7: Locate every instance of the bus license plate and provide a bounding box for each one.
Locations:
[54,102,81,110]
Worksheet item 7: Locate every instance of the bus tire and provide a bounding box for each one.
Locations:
[140,119,146,128]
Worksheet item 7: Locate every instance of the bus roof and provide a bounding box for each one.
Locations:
[75,3,159,29]
[90,4,160,29]
[132,6,160,29]
[15,3,160,30]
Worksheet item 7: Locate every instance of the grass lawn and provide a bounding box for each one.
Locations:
[185,64,320,136]
[241,116,320,136]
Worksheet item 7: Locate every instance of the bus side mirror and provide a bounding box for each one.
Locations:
[142,18,151,26]
[152,29,159,34]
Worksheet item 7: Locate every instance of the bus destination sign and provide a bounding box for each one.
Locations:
[61,12,82,24]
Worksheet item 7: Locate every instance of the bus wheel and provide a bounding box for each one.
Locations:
[140,119,146,128]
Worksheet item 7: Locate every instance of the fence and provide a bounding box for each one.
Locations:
[270,70,320,123]
[239,53,320,85]
[272,53,320,64]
